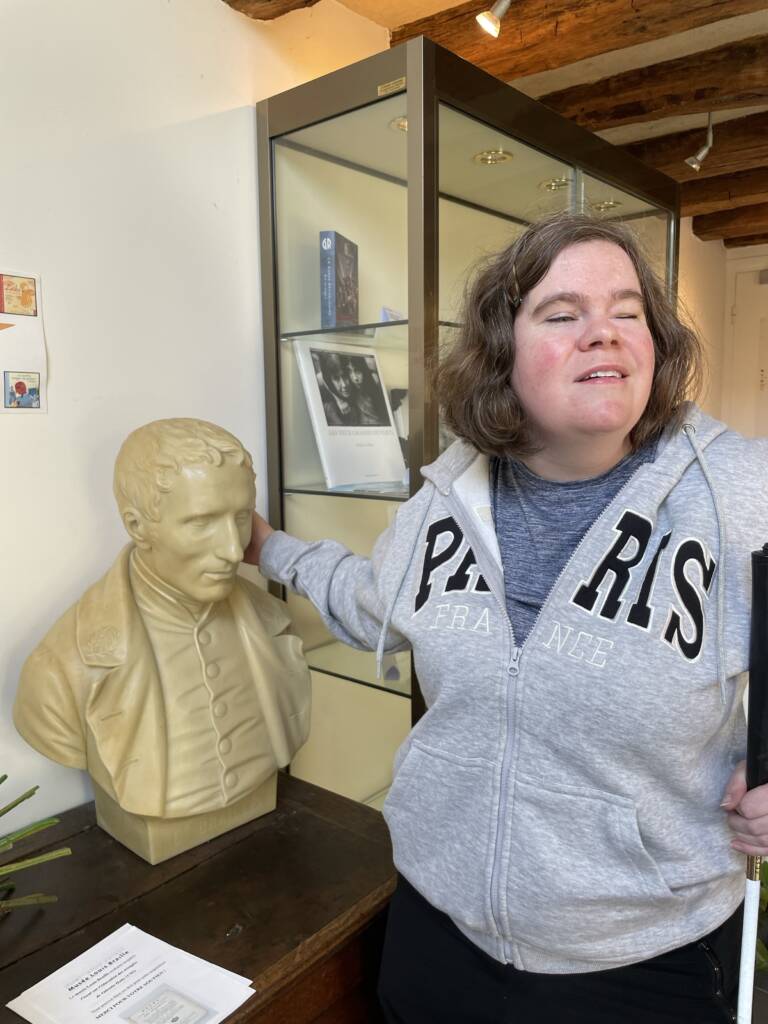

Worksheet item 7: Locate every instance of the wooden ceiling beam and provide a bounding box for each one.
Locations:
[222,0,320,19]
[390,0,768,81]
[692,202,768,240]
[680,167,768,216]
[624,111,768,182]
[723,233,768,247]
[540,35,768,131]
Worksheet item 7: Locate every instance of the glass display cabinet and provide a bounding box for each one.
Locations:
[257,38,678,807]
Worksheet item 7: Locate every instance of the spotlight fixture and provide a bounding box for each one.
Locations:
[388,115,408,133]
[684,112,714,172]
[476,0,512,38]
[539,176,572,192]
[473,147,513,165]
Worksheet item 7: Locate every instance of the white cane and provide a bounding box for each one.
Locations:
[737,544,768,1024]
[738,854,762,1023]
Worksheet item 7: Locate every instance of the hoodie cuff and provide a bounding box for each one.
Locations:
[259,530,310,585]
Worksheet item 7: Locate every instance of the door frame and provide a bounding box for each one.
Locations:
[722,244,768,428]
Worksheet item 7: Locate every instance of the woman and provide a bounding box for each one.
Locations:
[318,350,357,426]
[246,214,768,1022]
[345,354,389,426]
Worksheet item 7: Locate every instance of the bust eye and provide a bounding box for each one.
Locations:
[187,515,211,528]
[236,511,251,525]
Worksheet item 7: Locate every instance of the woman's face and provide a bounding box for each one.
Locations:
[326,360,351,400]
[347,361,364,389]
[511,240,655,453]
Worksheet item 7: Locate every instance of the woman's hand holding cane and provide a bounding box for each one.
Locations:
[723,761,768,856]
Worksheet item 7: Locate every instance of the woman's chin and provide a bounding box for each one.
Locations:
[571,400,641,439]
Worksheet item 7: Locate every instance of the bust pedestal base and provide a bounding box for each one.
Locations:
[93,773,278,863]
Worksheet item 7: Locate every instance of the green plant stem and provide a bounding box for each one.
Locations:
[0,786,39,820]
[0,817,60,852]
[0,847,71,879]
[0,893,58,911]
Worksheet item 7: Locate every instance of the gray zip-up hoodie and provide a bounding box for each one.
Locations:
[260,406,768,973]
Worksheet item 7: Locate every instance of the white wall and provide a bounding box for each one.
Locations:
[676,217,727,417]
[0,0,388,829]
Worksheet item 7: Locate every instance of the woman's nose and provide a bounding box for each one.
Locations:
[578,317,619,349]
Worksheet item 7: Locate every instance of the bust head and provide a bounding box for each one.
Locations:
[114,419,256,604]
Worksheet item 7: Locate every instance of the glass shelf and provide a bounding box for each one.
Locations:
[282,319,407,338]
[280,322,407,359]
[306,640,411,697]
[285,482,409,501]
[280,319,460,344]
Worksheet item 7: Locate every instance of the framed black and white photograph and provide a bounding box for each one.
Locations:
[294,338,406,489]
[311,349,389,428]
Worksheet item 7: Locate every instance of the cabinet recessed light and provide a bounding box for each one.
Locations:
[539,176,571,192]
[592,199,622,213]
[388,115,408,133]
[473,148,513,165]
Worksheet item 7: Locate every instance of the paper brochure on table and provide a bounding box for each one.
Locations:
[7,924,254,1024]
[0,270,48,413]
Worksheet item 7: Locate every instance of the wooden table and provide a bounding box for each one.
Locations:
[7,782,768,1023]
[0,774,395,1023]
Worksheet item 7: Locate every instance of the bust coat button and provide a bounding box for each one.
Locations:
[198,630,211,646]
[205,662,220,679]
[218,737,232,755]
[213,701,227,718]
[224,771,238,789]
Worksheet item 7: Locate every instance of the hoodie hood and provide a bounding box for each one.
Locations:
[421,403,728,495]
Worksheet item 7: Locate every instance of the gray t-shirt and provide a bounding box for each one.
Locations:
[490,444,656,646]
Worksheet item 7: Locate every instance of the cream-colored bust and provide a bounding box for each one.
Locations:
[14,419,310,864]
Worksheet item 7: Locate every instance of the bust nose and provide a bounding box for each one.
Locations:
[215,516,244,564]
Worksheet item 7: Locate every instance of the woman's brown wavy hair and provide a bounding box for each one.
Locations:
[436,212,703,457]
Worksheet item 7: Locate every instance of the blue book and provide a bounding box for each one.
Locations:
[320,231,358,329]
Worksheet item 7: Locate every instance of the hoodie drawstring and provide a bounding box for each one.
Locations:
[683,423,729,705]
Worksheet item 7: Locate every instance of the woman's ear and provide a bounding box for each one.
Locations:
[122,507,152,550]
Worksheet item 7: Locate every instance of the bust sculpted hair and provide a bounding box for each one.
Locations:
[436,212,704,458]
[114,418,255,522]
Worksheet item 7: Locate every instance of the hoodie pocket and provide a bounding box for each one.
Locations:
[507,778,681,959]
[383,741,495,933]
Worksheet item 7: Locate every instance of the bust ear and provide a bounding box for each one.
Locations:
[122,507,152,550]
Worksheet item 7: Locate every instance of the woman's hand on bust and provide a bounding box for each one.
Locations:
[243,511,274,566]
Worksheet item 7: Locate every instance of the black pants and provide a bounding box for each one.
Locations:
[378,876,741,1023]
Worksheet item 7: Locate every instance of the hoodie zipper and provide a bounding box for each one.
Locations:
[442,490,518,941]
[444,460,656,954]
